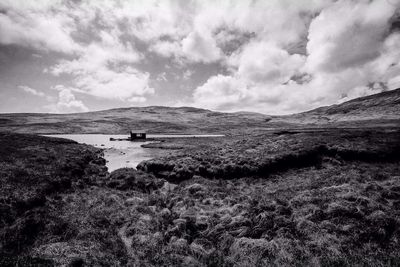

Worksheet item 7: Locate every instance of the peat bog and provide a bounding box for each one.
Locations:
[1,126,400,266]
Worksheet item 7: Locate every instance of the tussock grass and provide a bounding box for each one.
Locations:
[1,130,400,266]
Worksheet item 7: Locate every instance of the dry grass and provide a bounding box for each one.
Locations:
[1,129,400,266]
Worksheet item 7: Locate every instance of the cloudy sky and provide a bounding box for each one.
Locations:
[1,0,400,115]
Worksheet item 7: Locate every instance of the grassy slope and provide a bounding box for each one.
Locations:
[274,88,400,127]
[0,88,399,135]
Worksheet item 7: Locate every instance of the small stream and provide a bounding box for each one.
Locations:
[44,134,223,172]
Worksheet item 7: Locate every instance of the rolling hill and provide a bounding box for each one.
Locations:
[0,106,271,134]
[0,88,399,134]
[274,88,400,127]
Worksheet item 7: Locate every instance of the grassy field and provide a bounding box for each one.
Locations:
[1,127,400,266]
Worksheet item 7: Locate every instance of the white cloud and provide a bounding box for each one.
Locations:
[183,70,194,80]
[156,72,168,82]
[50,60,153,101]
[388,75,400,89]
[371,32,400,89]
[181,31,222,63]
[1,2,152,103]
[47,29,152,101]
[129,96,147,103]
[19,85,46,97]
[192,41,307,114]
[194,0,330,47]
[48,29,142,74]
[74,67,153,100]
[305,0,398,73]
[149,40,182,58]
[0,2,80,54]
[145,0,326,62]
[19,85,54,101]
[2,0,400,114]
[47,86,89,113]
[191,0,400,114]
[193,75,247,110]
[236,41,305,85]
[114,0,192,42]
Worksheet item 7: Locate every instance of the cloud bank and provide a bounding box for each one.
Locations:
[191,0,400,114]
[46,85,89,113]
[1,0,400,114]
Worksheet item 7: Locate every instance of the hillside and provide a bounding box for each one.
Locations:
[274,88,400,127]
[0,88,399,134]
[0,106,271,135]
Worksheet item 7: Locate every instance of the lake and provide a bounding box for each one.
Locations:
[44,134,223,172]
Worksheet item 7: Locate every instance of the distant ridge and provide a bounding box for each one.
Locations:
[101,106,211,113]
[270,88,400,126]
[0,88,399,134]
[307,87,400,114]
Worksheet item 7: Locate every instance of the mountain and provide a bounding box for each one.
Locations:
[0,88,399,134]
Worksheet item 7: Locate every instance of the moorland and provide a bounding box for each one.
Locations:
[1,89,400,266]
[1,88,399,134]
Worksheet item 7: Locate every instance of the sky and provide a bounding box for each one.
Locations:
[0,0,400,115]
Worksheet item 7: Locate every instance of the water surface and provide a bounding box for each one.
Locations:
[44,134,223,172]
[44,134,159,171]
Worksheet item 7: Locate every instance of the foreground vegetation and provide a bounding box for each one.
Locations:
[1,128,400,266]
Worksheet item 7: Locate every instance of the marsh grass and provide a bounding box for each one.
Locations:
[1,130,400,266]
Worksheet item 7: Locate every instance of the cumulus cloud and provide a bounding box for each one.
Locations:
[181,31,222,63]
[19,85,55,102]
[193,40,307,113]
[1,2,153,103]
[47,86,89,113]
[192,0,400,114]
[144,0,328,63]
[0,1,80,53]
[50,56,153,101]
[19,85,46,97]
[305,0,397,73]
[75,67,153,100]
[193,75,247,110]
[149,40,182,58]
[128,96,147,103]
[46,29,152,101]
[236,41,306,85]
[2,0,400,114]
